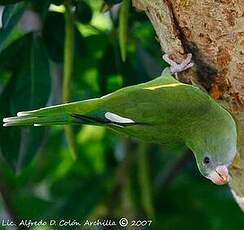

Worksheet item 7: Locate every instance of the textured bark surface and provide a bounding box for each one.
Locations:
[133,0,244,210]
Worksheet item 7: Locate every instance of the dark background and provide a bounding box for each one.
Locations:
[0,0,243,229]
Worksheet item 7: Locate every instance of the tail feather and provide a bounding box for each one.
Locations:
[2,98,102,127]
[3,114,74,127]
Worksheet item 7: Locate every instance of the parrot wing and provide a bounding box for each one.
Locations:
[3,73,211,131]
[2,101,145,127]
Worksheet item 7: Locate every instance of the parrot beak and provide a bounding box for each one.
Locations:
[208,165,229,185]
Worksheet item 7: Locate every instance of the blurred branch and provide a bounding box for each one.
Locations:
[107,139,137,218]
[137,143,155,220]
[63,0,77,160]
[155,150,192,191]
[109,11,122,74]
[121,171,136,229]
[119,0,130,62]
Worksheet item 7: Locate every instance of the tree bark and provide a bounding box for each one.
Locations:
[132,0,244,211]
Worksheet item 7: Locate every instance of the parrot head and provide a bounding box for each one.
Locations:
[186,116,237,185]
[196,152,234,185]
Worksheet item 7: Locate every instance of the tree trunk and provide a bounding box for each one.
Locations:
[132,0,244,211]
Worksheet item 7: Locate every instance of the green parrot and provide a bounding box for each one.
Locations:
[3,54,237,185]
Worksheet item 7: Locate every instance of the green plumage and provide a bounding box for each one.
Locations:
[3,69,237,181]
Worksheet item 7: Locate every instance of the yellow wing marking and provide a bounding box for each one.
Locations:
[144,83,181,90]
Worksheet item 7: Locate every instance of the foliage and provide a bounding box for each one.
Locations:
[0,0,243,229]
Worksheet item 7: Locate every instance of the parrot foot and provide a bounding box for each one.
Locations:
[163,53,194,75]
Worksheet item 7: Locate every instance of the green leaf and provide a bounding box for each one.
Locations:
[98,45,119,94]
[43,11,87,63]
[50,0,63,5]
[74,0,92,24]
[42,11,65,63]
[104,0,122,5]
[30,0,51,19]
[0,34,24,70]
[0,33,51,172]
[0,0,24,5]
[50,174,110,220]
[13,192,53,219]
[119,0,130,62]
[0,2,26,52]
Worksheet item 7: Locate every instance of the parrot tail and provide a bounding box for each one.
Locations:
[2,98,141,127]
[3,113,74,127]
[2,99,103,127]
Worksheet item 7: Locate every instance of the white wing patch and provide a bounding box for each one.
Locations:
[105,112,135,124]
[17,111,29,117]
[34,124,42,127]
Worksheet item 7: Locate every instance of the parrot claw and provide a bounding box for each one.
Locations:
[163,53,194,75]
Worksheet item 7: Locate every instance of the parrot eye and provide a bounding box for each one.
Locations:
[203,156,210,164]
